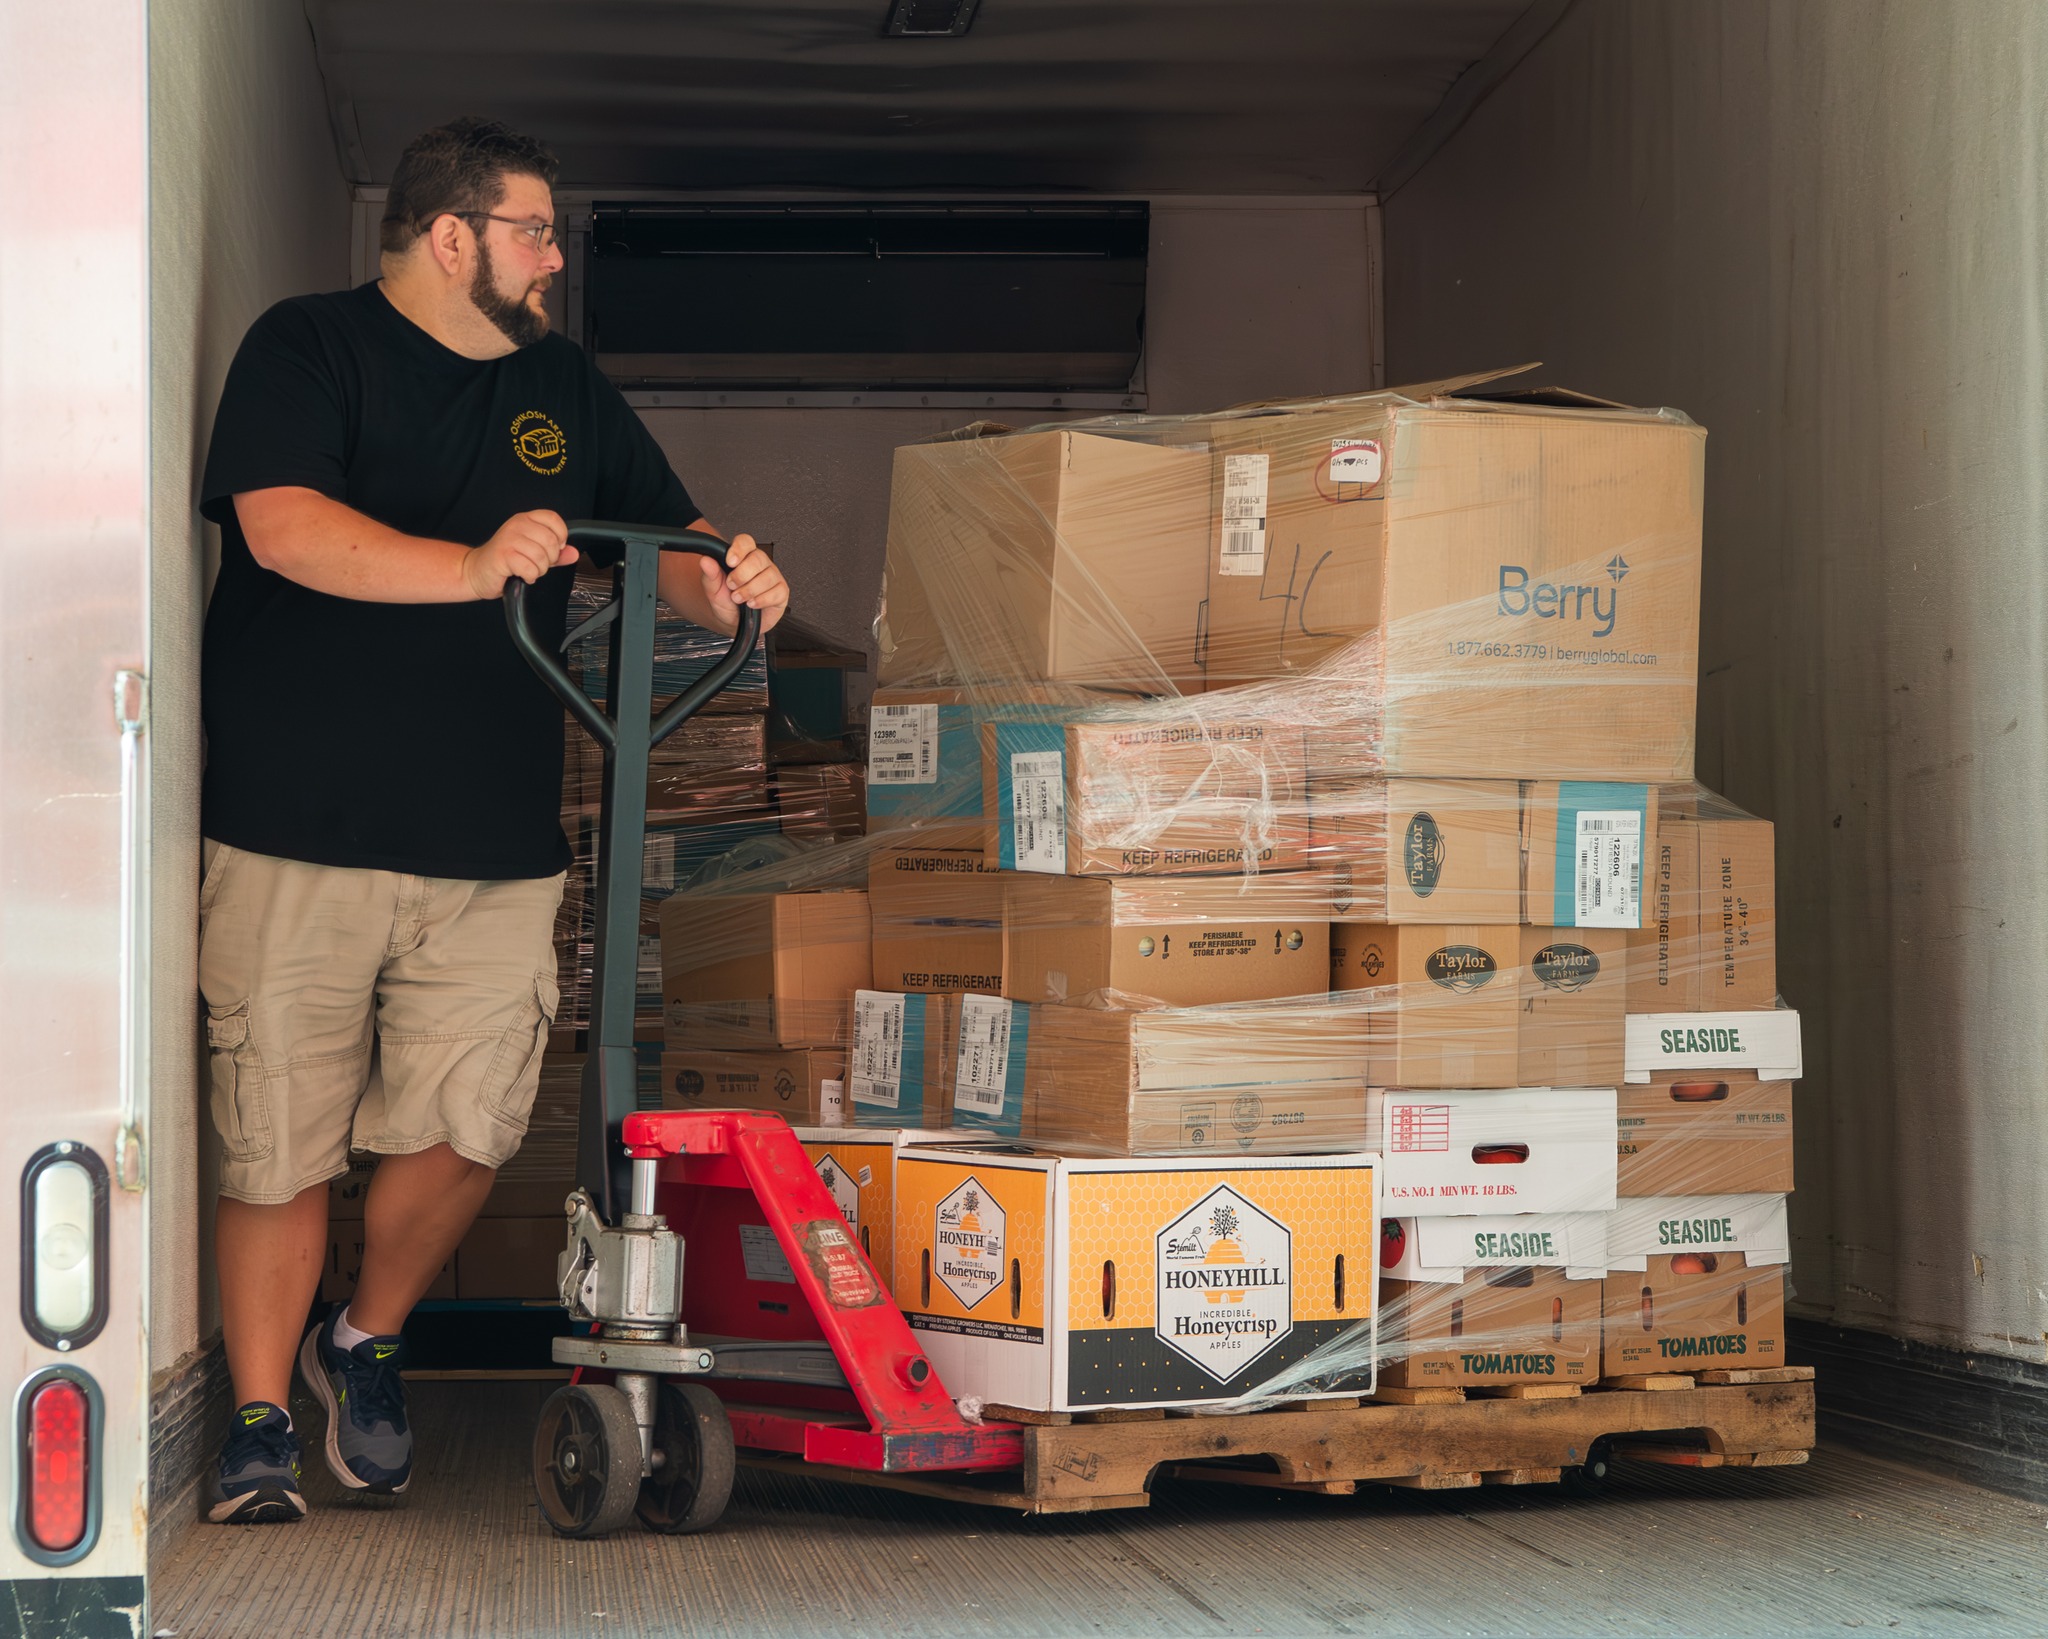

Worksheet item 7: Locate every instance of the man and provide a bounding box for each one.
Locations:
[197,117,788,1524]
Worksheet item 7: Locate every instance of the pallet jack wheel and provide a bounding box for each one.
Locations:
[533,1383,644,1538]
[1560,1437,1614,1498]
[636,1381,736,1534]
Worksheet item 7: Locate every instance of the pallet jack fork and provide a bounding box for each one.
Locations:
[504,524,1017,1538]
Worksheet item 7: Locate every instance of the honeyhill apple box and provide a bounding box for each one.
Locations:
[891,1146,1378,1411]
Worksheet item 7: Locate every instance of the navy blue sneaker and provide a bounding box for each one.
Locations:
[205,1402,305,1523]
[297,1310,412,1494]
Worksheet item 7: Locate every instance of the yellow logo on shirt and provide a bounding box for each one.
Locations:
[510,410,567,476]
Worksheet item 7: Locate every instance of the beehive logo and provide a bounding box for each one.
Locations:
[934,1177,1005,1308]
[1156,1185,1292,1381]
[510,410,568,475]
[815,1154,859,1234]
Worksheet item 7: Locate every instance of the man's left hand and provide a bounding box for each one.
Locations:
[699,534,789,635]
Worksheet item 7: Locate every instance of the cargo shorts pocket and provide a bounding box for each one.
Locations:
[205,1001,274,1163]
[479,971,560,1127]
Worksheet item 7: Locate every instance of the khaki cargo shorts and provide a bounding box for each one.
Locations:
[198,841,566,1205]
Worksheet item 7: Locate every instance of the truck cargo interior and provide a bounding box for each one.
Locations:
[4,0,2044,1635]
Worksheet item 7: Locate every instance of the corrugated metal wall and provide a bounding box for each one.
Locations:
[1383,0,2048,1363]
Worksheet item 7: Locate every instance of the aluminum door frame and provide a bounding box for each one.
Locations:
[0,0,153,1628]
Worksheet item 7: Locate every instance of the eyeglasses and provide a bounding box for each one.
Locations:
[453,212,559,252]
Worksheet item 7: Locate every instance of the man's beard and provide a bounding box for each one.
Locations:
[470,236,549,347]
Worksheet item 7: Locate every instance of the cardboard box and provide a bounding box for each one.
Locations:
[1316,779,1522,924]
[1369,1087,1618,1217]
[1604,1193,1791,1273]
[983,716,1314,877]
[660,1047,846,1126]
[1624,1010,1804,1083]
[1379,1267,1603,1390]
[1603,1255,1786,1377]
[1331,923,1519,1088]
[319,1228,455,1305]
[457,1217,564,1301]
[877,429,1212,691]
[1020,999,1371,1156]
[1378,1212,1611,1283]
[893,1147,1377,1410]
[1203,387,1706,781]
[1005,871,1332,1007]
[847,991,960,1129]
[1627,799,1777,1011]
[1516,926,1626,1086]
[866,844,1006,994]
[659,889,871,1049]
[1616,1073,1794,1197]
[797,1127,896,1275]
[1522,781,1658,930]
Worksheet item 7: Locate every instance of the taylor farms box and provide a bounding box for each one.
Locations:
[1315,778,1522,923]
[1369,1087,1618,1217]
[983,715,1314,877]
[660,1047,847,1126]
[893,1147,1377,1410]
[1200,383,1705,781]
[1627,797,1777,1011]
[1602,1194,1789,1376]
[877,429,1212,692]
[1331,922,1519,1088]
[1615,1073,1793,1197]
[659,889,872,1049]
[867,843,1006,994]
[1522,781,1658,930]
[1516,926,1627,1086]
[1378,1266,1603,1390]
[1005,871,1331,1007]
[797,1126,897,1274]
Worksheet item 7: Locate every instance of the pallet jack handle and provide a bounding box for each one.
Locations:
[504,523,763,1221]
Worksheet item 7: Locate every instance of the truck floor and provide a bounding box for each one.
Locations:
[151,1380,2048,1639]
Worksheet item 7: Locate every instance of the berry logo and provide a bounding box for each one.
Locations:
[1156,1186,1292,1381]
[1531,942,1600,992]
[934,1178,1005,1309]
[1424,945,1498,993]
[1497,565,1618,638]
[1403,813,1445,897]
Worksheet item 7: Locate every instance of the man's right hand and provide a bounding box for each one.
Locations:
[462,511,578,599]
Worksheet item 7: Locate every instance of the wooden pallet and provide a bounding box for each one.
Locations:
[1369,1383,1584,1405]
[1605,1365,1815,1392]
[738,1376,1817,1514]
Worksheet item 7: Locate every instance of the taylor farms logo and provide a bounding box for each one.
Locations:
[1156,1187,1292,1381]
[1458,1352,1556,1376]
[509,409,568,476]
[815,1154,860,1234]
[1403,813,1445,897]
[1424,945,1498,993]
[1531,943,1600,992]
[1659,1025,1748,1054]
[1497,565,1621,638]
[934,1178,1005,1308]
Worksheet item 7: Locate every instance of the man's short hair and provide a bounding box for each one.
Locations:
[380,117,559,256]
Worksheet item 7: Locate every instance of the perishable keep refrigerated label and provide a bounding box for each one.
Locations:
[1010,751,1067,873]
[1328,438,1383,487]
[953,995,1016,1115]
[850,990,906,1108]
[1574,809,1642,928]
[868,702,939,785]
[1217,453,1270,576]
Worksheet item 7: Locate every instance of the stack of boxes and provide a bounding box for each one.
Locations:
[654,370,1798,1411]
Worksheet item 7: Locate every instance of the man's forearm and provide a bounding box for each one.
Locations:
[236,488,475,603]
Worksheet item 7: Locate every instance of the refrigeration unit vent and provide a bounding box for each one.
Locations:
[584,202,1148,392]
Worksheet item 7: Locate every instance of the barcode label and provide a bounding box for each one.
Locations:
[1575,810,1643,928]
[1010,751,1067,873]
[953,995,1015,1115]
[867,702,939,786]
[1217,453,1269,576]
[850,991,906,1108]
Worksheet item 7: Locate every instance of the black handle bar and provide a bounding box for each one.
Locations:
[502,521,763,752]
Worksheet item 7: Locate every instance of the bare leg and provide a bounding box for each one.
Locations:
[350,1144,495,1335]
[217,1184,329,1408]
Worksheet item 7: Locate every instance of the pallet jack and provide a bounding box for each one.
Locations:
[504,524,1021,1538]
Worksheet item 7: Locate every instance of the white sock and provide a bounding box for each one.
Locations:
[331,1306,377,1351]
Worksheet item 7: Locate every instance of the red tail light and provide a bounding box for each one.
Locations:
[26,1378,88,1552]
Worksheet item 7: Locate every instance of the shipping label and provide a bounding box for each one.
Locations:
[868,702,939,786]
[850,990,906,1108]
[1010,751,1067,873]
[1574,809,1642,928]
[1218,453,1270,576]
[953,995,1016,1116]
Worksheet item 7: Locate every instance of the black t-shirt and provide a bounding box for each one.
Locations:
[200,282,699,879]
